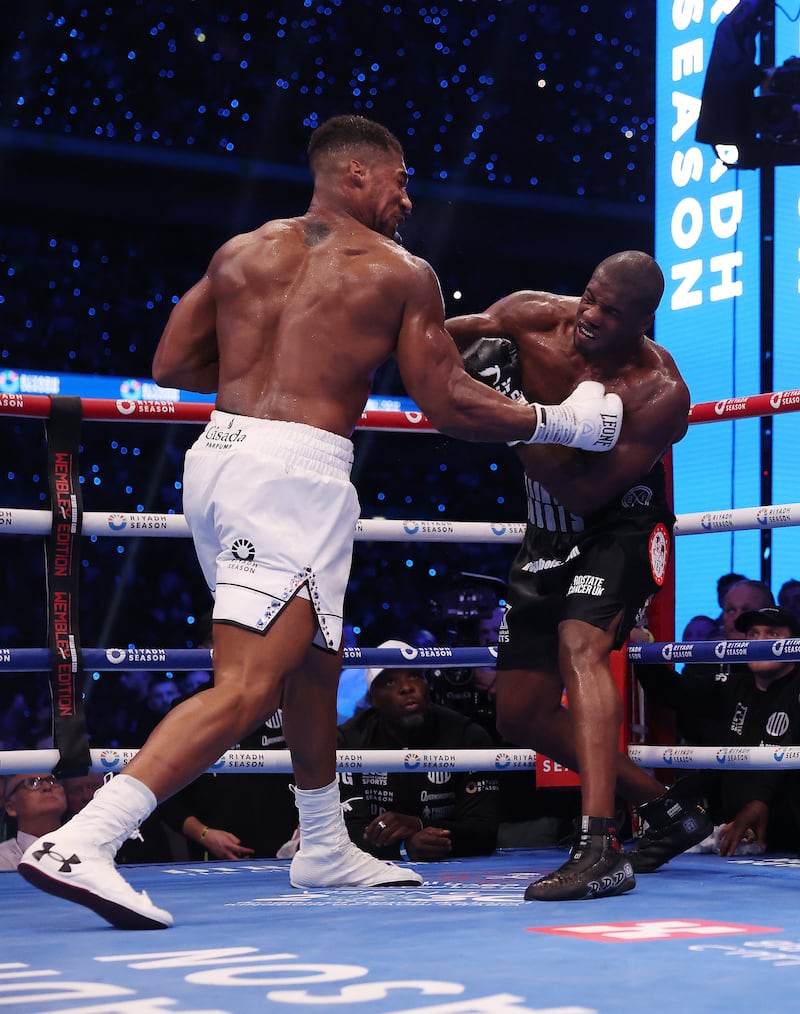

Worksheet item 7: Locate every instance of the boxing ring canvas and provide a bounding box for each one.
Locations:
[3,847,799,1013]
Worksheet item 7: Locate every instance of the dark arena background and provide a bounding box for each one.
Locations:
[3,4,800,1013]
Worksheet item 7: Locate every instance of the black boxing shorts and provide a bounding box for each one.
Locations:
[497,463,674,669]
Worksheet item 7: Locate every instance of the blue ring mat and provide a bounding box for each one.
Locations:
[3,847,799,1013]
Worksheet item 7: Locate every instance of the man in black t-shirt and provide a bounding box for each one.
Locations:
[338,640,499,861]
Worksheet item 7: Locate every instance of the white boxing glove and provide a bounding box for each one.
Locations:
[516,380,623,451]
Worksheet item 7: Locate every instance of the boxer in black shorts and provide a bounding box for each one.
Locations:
[448,252,712,901]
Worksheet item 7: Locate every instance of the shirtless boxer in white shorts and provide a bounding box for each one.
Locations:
[19,115,621,928]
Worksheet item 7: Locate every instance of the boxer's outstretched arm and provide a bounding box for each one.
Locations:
[395,261,539,444]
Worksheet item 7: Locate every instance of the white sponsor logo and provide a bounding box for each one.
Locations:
[567,574,605,597]
[522,556,566,574]
[661,643,695,661]
[766,712,790,738]
[714,398,749,416]
[770,390,800,410]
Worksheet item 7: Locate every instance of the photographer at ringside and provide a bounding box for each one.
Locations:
[427,572,507,737]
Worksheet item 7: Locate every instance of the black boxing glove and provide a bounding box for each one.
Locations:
[463,337,525,402]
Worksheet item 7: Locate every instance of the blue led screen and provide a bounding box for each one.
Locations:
[656,0,800,632]
[656,0,763,634]
[769,16,800,597]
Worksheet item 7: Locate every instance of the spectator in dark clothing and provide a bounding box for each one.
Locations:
[338,640,499,861]
[669,579,775,745]
[86,671,157,749]
[158,693,297,861]
[636,606,800,856]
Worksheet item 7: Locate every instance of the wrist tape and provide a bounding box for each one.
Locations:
[523,402,578,446]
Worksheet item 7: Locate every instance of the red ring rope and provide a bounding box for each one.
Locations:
[3,390,800,428]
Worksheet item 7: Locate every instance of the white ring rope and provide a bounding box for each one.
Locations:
[2,503,800,539]
[0,510,529,542]
[627,745,800,770]
[1,745,798,776]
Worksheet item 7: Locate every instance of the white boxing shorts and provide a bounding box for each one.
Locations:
[182,412,359,652]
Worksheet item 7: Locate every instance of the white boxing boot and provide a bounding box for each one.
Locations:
[18,774,173,929]
[289,780,423,888]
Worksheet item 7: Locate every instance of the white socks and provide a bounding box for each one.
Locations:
[292,779,349,849]
[68,773,157,856]
[289,779,423,888]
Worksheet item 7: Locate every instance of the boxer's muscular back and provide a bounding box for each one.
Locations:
[212,214,420,436]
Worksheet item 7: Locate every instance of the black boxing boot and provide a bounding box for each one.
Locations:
[524,816,635,901]
[629,784,712,873]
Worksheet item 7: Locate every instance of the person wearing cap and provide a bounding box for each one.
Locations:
[0,773,68,872]
[640,578,775,746]
[635,605,800,856]
[337,640,499,861]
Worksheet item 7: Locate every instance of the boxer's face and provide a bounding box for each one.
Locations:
[574,269,652,357]
[360,152,413,239]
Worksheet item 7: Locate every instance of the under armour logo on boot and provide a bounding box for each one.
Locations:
[33,840,82,873]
